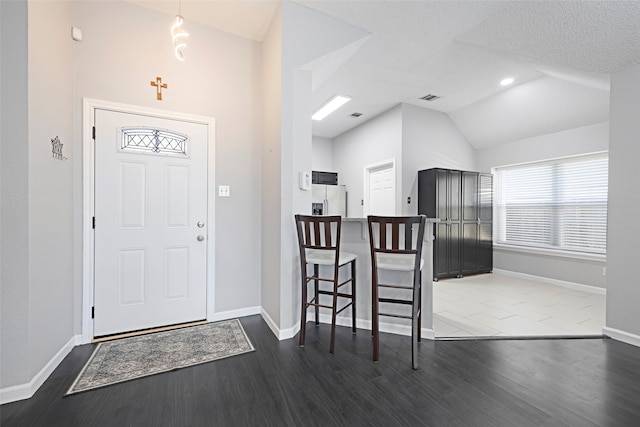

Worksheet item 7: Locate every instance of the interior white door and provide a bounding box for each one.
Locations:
[368,165,396,215]
[94,109,208,337]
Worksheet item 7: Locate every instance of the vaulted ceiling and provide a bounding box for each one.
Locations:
[129,0,640,149]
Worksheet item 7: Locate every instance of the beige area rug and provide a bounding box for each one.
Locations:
[66,319,254,395]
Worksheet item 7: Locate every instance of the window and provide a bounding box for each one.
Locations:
[494,153,608,255]
[120,127,188,156]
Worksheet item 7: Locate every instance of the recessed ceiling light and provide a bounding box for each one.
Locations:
[312,95,352,121]
[500,78,514,86]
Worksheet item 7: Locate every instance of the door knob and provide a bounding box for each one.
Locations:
[197,235,205,241]
[197,221,205,228]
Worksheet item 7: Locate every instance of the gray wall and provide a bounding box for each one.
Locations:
[2,0,265,393]
[260,3,283,329]
[72,0,263,318]
[476,122,609,289]
[331,103,476,217]
[401,103,476,215]
[311,136,334,172]
[1,0,75,390]
[333,105,403,217]
[606,64,640,337]
[476,122,609,173]
[0,0,75,390]
[1,0,30,388]
[27,0,75,382]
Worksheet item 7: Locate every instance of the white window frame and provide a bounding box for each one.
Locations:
[493,152,608,259]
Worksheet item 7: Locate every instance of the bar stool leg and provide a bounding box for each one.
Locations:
[330,276,339,354]
[351,260,357,334]
[314,264,320,326]
[412,312,418,370]
[418,271,422,342]
[411,273,420,370]
[300,267,308,347]
[372,272,380,362]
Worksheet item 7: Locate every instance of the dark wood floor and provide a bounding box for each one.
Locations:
[2,315,640,426]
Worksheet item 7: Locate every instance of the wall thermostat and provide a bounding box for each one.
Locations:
[299,171,311,191]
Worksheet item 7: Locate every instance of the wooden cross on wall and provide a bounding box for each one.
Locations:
[150,76,167,100]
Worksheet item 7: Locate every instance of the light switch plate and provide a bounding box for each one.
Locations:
[218,185,230,197]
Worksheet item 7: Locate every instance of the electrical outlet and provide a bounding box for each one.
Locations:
[602,267,607,276]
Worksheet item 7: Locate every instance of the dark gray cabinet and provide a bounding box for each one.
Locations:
[418,168,493,280]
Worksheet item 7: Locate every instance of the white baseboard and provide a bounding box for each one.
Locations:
[259,309,434,342]
[259,308,301,340]
[317,313,435,340]
[209,306,261,322]
[0,334,81,405]
[278,322,300,340]
[2,307,432,405]
[493,269,606,295]
[603,326,640,348]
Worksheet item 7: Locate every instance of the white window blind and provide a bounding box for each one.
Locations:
[494,153,608,255]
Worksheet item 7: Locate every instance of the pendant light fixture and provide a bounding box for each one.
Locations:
[171,0,188,61]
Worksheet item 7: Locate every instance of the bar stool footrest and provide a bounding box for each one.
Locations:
[378,297,413,305]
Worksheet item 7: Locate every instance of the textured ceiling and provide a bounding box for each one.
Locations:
[457,1,640,75]
[127,0,640,148]
[297,0,640,147]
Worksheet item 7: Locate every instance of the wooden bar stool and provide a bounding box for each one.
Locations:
[367,215,426,369]
[295,215,357,353]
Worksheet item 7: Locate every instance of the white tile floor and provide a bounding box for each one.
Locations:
[433,272,606,338]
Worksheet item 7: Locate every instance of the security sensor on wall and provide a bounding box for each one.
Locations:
[71,27,83,41]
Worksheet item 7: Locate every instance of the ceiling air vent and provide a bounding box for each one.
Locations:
[419,94,440,101]
[350,112,363,118]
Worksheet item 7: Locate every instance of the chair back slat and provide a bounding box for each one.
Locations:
[367,215,426,255]
[304,220,311,246]
[404,223,412,250]
[294,214,342,266]
[391,222,399,250]
[324,221,332,248]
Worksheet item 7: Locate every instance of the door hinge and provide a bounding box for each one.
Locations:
[92,126,96,140]
[92,217,95,229]
[91,306,95,319]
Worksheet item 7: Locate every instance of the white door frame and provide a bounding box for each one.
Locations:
[81,98,216,344]
[363,158,397,217]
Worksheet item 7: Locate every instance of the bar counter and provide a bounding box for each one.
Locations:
[312,217,439,339]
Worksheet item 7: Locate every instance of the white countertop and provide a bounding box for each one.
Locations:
[343,217,439,223]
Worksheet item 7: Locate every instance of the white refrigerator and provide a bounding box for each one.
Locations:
[312,184,347,217]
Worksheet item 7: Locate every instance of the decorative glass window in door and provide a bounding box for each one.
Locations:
[120,128,189,156]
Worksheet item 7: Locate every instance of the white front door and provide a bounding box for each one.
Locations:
[366,163,396,216]
[94,109,208,337]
